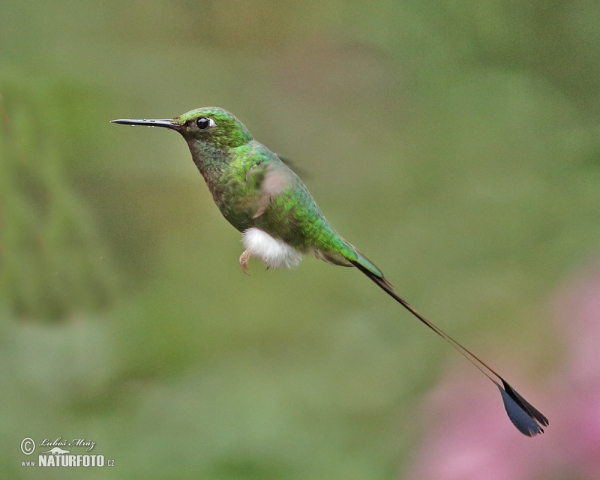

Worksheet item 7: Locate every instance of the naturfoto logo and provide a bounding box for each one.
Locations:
[20,437,115,468]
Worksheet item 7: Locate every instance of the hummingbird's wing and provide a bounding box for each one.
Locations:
[276,155,310,179]
[249,162,295,220]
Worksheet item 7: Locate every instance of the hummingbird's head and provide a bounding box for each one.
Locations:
[112,107,253,149]
[175,107,253,149]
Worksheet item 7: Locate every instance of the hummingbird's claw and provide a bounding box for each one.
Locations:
[239,250,251,275]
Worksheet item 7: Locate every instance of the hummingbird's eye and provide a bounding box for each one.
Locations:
[196,117,215,130]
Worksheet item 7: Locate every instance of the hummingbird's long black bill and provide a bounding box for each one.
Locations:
[351,260,549,436]
[111,118,179,130]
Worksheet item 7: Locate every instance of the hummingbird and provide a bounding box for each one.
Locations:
[112,107,548,436]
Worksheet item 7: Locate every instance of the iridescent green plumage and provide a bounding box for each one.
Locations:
[112,107,548,437]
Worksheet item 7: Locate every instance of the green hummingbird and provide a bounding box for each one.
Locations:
[112,107,548,436]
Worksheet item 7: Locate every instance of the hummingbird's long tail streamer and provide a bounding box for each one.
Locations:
[350,260,548,436]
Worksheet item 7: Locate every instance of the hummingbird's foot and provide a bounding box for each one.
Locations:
[239,250,252,275]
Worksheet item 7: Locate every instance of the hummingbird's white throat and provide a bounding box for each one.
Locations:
[242,228,302,269]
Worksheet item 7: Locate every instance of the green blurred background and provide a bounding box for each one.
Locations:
[2,1,599,478]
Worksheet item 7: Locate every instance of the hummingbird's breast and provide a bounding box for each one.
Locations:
[187,140,256,230]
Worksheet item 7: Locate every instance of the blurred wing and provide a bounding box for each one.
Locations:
[277,155,310,179]
[248,162,295,219]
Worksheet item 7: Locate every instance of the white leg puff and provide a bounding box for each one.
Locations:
[241,227,302,271]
